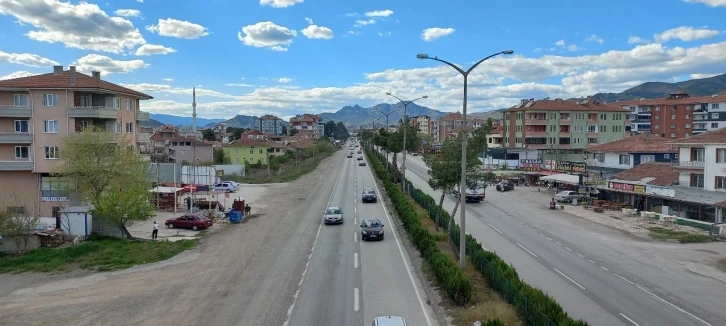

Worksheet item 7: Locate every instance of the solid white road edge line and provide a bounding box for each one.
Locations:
[516,243,538,258]
[282,156,345,326]
[364,162,434,326]
[619,313,641,326]
[354,287,360,312]
[613,274,635,285]
[553,268,585,290]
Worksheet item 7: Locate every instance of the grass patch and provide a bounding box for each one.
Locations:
[230,152,333,184]
[0,235,198,274]
[648,227,712,243]
[405,195,523,326]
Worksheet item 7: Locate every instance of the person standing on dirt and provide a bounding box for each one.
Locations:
[152,221,159,240]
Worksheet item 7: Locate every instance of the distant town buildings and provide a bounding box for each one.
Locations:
[255,114,285,135]
[150,125,213,163]
[290,114,324,138]
[409,115,431,134]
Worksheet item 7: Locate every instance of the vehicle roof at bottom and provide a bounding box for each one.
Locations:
[375,315,406,325]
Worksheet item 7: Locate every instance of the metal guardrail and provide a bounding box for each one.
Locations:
[673,160,705,168]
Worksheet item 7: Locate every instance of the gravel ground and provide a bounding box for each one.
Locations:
[0,153,344,326]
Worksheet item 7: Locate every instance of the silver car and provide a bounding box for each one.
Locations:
[371,316,407,326]
[323,206,343,225]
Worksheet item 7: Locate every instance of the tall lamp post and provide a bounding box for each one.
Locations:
[376,107,400,164]
[385,93,428,191]
[417,50,514,268]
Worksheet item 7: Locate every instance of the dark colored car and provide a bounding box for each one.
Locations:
[360,218,384,241]
[362,187,377,203]
[496,181,515,192]
[357,150,362,154]
[165,214,213,231]
[359,161,366,166]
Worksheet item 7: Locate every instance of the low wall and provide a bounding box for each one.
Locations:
[0,234,41,253]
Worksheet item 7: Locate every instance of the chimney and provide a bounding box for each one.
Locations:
[69,66,76,86]
[92,71,101,80]
[53,65,63,75]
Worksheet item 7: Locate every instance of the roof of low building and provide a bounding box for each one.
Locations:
[610,94,726,107]
[289,139,315,149]
[504,98,628,112]
[610,162,677,186]
[668,127,726,145]
[586,133,676,153]
[259,114,281,120]
[166,136,211,146]
[0,68,152,99]
[227,139,270,147]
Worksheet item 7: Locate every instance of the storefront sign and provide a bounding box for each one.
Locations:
[645,185,676,198]
[520,159,542,172]
[554,161,587,173]
[543,160,555,170]
[608,182,646,194]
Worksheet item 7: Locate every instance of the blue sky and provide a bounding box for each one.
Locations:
[0,0,725,121]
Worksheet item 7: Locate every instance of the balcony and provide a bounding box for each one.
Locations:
[136,133,151,143]
[0,105,32,118]
[524,144,548,149]
[525,130,547,136]
[68,106,119,119]
[136,111,150,121]
[558,119,571,125]
[0,158,33,170]
[673,160,705,169]
[0,132,33,144]
[524,119,548,125]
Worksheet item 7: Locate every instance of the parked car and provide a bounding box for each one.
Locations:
[213,182,237,192]
[371,316,407,326]
[360,218,385,241]
[323,206,343,224]
[165,214,213,231]
[221,180,240,188]
[495,181,515,192]
[359,161,366,166]
[362,188,377,203]
[554,190,583,202]
[182,183,204,193]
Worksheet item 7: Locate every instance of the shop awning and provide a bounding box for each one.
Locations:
[539,170,562,176]
[540,174,580,185]
[149,186,184,194]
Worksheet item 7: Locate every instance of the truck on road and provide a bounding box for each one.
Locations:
[450,181,487,203]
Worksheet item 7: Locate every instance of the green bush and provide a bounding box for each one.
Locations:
[364,144,588,326]
[365,147,472,305]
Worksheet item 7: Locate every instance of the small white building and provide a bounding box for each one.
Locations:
[670,127,726,191]
[60,206,94,237]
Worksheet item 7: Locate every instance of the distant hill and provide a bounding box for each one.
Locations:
[219,115,258,128]
[139,119,165,128]
[320,103,447,126]
[470,109,505,121]
[149,113,225,127]
[591,73,726,103]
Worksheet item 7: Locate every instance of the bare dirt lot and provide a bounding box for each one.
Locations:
[0,154,343,326]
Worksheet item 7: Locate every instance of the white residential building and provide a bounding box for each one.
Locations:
[671,128,726,191]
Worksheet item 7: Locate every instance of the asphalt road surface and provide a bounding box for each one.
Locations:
[381,148,724,326]
[286,148,437,326]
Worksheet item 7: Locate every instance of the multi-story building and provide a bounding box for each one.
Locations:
[585,133,677,178]
[409,115,431,135]
[612,93,726,138]
[149,126,213,163]
[502,98,630,162]
[486,126,504,149]
[255,114,284,135]
[0,65,152,217]
[670,127,726,191]
[290,114,323,138]
[431,112,486,144]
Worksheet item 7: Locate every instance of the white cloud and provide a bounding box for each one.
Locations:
[304,17,313,25]
[422,28,455,42]
[0,0,146,53]
[135,44,177,56]
[121,83,235,98]
[114,9,141,17]
[628,36,648,44]
[683,0,726,7]
[163,78,174,81]
[585,34,604,44]
[345,13,357,17]
[73,54,149,74]
[690,73,720,79]
[554,40,566,46]
[238,21,297,51]
[136,0,144,2]
[0,50,59,67]
[226,83,253,87]
[553,40,580,51]
[278,78,293,83]
[354,19,376,27]
[364,10,393,18]
[347,30,361,36]
[0,71,39,80]
[301,25,334,39]
[654,26,721,43]
[379,31,392,37]
[146,18,209,39]
[260,0,303,8]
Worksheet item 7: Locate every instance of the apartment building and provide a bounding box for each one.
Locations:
[613,93,726,138]
[0,65,152,218]
[150,125,213,163]
[486,126,504,149]
[670,127,726,191]
[502,98,630,161]
[585,133,677,178]
[290,114,323,138]
[430,112,486,144]
[409,115,431,135]
[255,114,285,135]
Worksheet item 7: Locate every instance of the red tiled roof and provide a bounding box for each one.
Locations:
[611,162,678,186]
[289,139,315,149]
[0,69,152,99]
[586,133,677,153]
[290,114,321,123]
[439,112,464,121]
[241,130,264,136]
[611,94,726,107]
[504,99,628,112]
[227,139,270,147]
[668,127,726,145]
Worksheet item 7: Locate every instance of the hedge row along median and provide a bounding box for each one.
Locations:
[365,146,588,326]
[364,147,472,305]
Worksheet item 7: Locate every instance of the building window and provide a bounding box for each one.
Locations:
[670,115,676,119]
[690,174,705,188]
[114,97,121,109]
[655,124,660,129]
[670,123,676,128]
[125,122,134,133]
[181,149,187,155]
[79,95,89,106]
[640,155,655,163]
[115,121,121,133]
[670,133,676,138]
[259,149,264,154]
[15,146,29,159]
[655,115,660,120]
[712,104,720,109]
[685,133,691,137]
[717,149,726,163]
[712,123,719,128]
[713,113,719,119]
[664,154,671,159]
[44,146,59,159]
[619,155,630,165]
[686,114,690,119]
[716,177,726,190]
[126,99,132,110]
[249,149,253,154]
[14,120,29,133]
[13,94,29,106]
[691,148,705,161]
[43,94,57,106]
[655,106,660,111]
[44,120,59,133]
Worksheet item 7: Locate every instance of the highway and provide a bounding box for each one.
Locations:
[286,145,438,326]
[380,147,723,326]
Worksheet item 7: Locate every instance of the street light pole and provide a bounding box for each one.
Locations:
[417,50,514,268]
[376,108,400,165]
[385,93,428,191]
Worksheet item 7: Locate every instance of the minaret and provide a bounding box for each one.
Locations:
[192,85,197,134]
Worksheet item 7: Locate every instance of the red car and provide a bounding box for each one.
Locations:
[165,214,213,231]
[182,184,204,193]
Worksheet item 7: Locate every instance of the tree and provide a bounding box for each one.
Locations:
[56,127,154,239]
[201,129,217,141]
[289,128,298,136]
[214,148,232,164]
[281,124,288,136]
[324,120,336,137]
[334,122,350,140]
[470,118,494,158]
[226,127,247,141]
[0,193,40,254]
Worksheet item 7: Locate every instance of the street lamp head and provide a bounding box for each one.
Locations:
[385,92,392,95]
[422,95,428,99]
[416,53,429,60]
[502,50,514,55]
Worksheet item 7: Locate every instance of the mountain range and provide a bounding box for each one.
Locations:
[146,73,726,128]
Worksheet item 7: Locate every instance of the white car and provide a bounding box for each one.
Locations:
[554,190,582,202]
[221,180,239,188]
[213,182,237,192]
[371,316,407,326]
[323,207,343,224]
